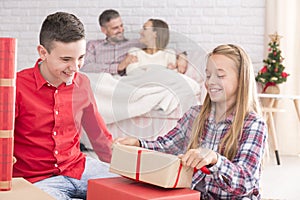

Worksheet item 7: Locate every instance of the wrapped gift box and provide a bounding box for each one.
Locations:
[109,144,193,188]
[0,178,54,200]
[87,177,200,200]
[0,37,16,191]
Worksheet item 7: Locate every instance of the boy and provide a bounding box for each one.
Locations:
[13,12,115,199]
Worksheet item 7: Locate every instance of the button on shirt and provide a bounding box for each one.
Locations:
[140,105,267,199]
[81,38,143,75]
[13,59,113,183]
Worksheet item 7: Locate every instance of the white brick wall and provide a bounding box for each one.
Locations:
[0,0,265,71]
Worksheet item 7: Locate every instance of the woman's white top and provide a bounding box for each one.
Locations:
[126,47,176,75]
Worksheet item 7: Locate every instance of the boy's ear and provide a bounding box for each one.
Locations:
[37,45,48,60]
[101,26,107,35]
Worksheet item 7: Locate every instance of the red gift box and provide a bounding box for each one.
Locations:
[0,37,16,191]
[87,177,200,200]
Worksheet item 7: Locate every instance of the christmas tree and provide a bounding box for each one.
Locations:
[255,32,289,92]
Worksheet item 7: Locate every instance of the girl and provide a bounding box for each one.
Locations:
[116,44,267,199]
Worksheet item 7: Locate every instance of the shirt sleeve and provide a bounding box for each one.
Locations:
[140,106,200,155]
[208,116,268,196]
[81,78,113,163]
[81,40,119,74]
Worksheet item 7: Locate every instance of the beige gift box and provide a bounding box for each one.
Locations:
[0,178,54,200]
[109,144,193,188]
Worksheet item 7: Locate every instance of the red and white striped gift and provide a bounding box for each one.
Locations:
[0,38,16,191]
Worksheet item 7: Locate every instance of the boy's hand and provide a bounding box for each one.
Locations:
[114,137,140,147]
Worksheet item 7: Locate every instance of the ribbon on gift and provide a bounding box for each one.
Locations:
[0,78,15,87]
[135,149,184,188]
[135,150,142,181]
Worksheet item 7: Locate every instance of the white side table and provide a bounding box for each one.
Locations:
[258,93,300,165]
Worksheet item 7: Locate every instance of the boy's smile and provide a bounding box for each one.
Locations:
[38,39,86,87]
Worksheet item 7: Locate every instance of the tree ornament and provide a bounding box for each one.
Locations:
[269,32,283,44]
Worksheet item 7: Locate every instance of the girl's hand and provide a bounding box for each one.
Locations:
[178,148,218,170]
[114,137,140,147]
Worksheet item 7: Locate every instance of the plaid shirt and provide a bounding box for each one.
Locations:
[140,104,267,199]
[81,38,142,75]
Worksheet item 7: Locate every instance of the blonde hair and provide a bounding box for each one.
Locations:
[187,44,261,161]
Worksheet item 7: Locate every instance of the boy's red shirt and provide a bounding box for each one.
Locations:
[13,59,112,183]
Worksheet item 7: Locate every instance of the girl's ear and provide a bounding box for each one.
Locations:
[37,45,48,60]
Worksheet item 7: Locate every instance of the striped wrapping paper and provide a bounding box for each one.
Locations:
[0,38,16,191]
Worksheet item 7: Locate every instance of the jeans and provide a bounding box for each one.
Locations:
[34,156,118,200]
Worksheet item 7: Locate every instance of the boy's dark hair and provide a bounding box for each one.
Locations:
[98,9,120,27]
[39,12,85,52]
